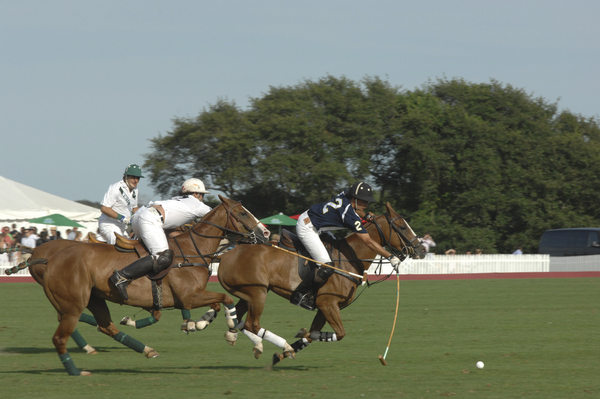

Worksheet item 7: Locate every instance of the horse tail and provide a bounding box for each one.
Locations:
[28,259,48,286]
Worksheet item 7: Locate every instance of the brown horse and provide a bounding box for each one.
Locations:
[31,195,268,376]
[217,202,426,363]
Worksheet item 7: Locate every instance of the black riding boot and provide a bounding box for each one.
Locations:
[109,250,174,301]
[109,255,155,301]
[290,262,335,311]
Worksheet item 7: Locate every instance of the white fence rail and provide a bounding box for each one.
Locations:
[3,254,600,279]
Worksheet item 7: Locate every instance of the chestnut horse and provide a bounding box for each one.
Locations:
[31,195,268,376]
[217,202,426,364]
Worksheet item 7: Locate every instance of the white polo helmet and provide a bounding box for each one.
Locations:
[182,178,210,194]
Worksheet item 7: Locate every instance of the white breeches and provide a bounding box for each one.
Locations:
[296,211,332,264]
[98,221,127,245]
[132,207,168,257]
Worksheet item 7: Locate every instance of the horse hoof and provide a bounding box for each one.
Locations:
[272,353,284,366]
[120,317,135,327]
[144,347,160,358]
[253,343,263,359]
[283,343,295,359]
[294,328,309,339]
[80,371,92,376]
[224,329,238,346]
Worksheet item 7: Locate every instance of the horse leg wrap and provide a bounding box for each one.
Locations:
[135,315,157,329]
[257,328,287,350]
[292,338,311,353]
[78,313,98,326]
[224,304,238,329]
[309,331,338,342]
[195,309,217,331]
[70,329,88,349]
[242,328,263,346]
[113,331,145,353]
[59,352,82,376]
[181,309,192,320]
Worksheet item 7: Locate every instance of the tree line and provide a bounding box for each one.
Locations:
[143,76,600,254]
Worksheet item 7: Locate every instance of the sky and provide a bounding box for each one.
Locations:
[2,0,599,205]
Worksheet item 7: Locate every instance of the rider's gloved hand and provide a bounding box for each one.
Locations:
[388,255,401,272]
[117,214,131,225]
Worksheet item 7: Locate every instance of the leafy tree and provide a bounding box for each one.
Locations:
[373,78,600,254]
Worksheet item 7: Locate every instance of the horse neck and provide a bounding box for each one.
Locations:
[183,205,231,253]
[341,220,390,273]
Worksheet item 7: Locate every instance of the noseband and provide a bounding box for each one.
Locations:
[370,214,421,260]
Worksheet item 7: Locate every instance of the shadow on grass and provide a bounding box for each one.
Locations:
[0,346,129,355]
[0,364,317,375]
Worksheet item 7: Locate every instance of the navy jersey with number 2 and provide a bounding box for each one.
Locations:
[306,190,366,234]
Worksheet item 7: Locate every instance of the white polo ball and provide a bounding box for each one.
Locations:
[476,361,484,369]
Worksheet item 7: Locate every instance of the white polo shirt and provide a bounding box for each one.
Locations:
[99,180,139,225]
[151,195,211,229]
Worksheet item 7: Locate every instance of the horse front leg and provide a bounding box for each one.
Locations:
[87,296,159,359]
[272,310,328,366]
[239,288,295,360]
[224,299,247,346]
[52,313,92,376]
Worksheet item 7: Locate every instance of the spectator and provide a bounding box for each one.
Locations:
[36,230,50,246]
[475,249,483,255]
[74,231,83,242]
[67,227,78,240]
[48,227,59,241]
[2,227,14,247]
[445,248,457,255]
[512,246,523,255]
[20,228,37,249]
[10,224,19,237]
[30,227,39,243]
[421,234,436,253]
[66,229,72,239]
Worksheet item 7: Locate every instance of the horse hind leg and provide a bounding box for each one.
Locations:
[87,296,159,359]
[52,314,92,376]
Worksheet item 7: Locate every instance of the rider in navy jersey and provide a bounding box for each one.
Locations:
[291,182,401,310]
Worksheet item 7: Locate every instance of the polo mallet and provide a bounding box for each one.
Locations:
[271,245,368,284]
[379,273,400,366]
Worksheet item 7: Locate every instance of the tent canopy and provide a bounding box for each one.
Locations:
[0,175,101,233]
[259,214,297,226]
[28,213,85,228]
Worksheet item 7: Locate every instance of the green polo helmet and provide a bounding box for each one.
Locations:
[124,164,144,178]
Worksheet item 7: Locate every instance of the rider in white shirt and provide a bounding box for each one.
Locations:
[98,164,143,244]
[109,178,211,301]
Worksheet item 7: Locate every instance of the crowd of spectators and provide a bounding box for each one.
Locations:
[0,224,86,264]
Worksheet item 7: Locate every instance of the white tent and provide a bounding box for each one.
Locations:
[0,175,101,237]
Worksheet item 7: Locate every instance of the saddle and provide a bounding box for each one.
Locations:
[278,229,338,280]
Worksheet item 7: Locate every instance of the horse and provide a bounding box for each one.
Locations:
[29,195,269,376]
[217,202,426,363]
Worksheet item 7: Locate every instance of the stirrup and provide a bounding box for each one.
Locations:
[109,270,130,301]
[290,290,316,311]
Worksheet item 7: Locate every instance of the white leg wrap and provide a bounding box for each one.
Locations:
[242,328,263,347]
[225,306,238,329]
[257,328,287,350]
[195,308,217,331]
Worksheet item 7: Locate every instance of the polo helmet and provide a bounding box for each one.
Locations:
[347,182,376,202]
[124,164,144,178]
[182,178,210,194]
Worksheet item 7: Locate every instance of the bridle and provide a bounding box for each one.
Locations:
[170,201,263,268]
[371,213,421,261]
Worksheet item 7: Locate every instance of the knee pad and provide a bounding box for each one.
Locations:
[317,263,335,280]
[153,250,174,274]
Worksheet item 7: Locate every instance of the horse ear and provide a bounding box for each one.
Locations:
[218,194,226,203]
[385,202,395,215]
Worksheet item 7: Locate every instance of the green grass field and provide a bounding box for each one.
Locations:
[1,278,599,398]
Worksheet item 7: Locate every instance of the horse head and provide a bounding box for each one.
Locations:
[369,202,426,260]
[194,195,270,245]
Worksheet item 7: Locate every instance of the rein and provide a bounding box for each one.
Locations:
[169,201,261,268]
[338,213,420,309]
